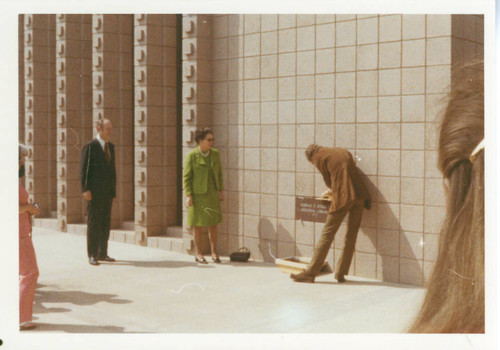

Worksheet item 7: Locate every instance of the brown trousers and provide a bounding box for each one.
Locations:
[305,198,364,277]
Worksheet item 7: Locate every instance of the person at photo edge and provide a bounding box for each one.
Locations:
[19,144,40,330]
[291,144,372,283]
[183,128,224,264]
[79,118,116,266]
[409,61,484,333]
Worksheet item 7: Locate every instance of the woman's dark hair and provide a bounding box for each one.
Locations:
[195,128,213,144]
[305,144,321,162]
[409,61,484,333]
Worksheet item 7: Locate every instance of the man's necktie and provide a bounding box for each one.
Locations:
[104,142,111,163]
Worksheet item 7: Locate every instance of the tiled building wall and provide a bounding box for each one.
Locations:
[207,14,483,286]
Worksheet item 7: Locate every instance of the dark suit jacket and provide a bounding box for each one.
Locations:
[311,147,371,213]
[79,139,116,199]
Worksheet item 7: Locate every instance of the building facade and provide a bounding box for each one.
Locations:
[19,14,484,286]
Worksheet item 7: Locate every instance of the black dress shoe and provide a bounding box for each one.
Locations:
[89,257,99,265]
[290,271,315,283]
[98,256,115,262]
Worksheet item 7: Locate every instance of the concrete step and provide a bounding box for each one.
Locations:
[34,218,59,231]
[146,235,185,254]
[165,225,183,238]
[67,223,86,236]
[121,221,135,231]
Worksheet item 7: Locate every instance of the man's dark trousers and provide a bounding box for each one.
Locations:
[87,196,113,258]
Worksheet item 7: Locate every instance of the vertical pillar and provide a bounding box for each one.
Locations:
[181,15,214,252]
[133,14,178,243]
[55,14,92,231]
[24,14,57,217]
[19,15,25,147]
[92,14,134,228]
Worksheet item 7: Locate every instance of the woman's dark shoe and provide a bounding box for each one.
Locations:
[195,256,208,264]
[290,271,315,283]
[335,274,346,283]
[212,256,221,263]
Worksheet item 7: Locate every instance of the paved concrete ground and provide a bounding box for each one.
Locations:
[27,226,425,334]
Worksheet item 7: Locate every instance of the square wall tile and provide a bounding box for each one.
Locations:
[357,17,378,44]
[336,46,356,72]
[261,148,278,171]
[278,240,296,257]
[378,150,400,176]
[423,233,439,262]
[401,150,424,177]
[402,39,425,67]
[402,15,425,40]
[427,37,452,66]
[355,150,377,176]
[298,75,316,99]
[297,26,315,51]
[400,204,424,232]
[376,255,399,283]
[260,125,277,148]
[279,28,296,53]
[278,14,296,29]
[213,38,228,60]
[425,150,441,179]
[335,123,355,149]
[401,177,424,205]
[244,125,260,147]
[297,51,315,75]
[315,14,335,24]
[244,14,260,34]
[316,99,335,124]
[278,195,295,220]
[379,96,401,122]
[244,193,261,215]
[336,15,356,22]
[261,31,278,55]
[379,15,402,42]
[379,123,401,149]
[402,123,425,150]
[315,124,335,146]
[427,14,452,37]
[336,72,356,98]
[297,124,315,146]
[402,67,425,95]
[244,33,260,57]
[227,14,244,36]
[296,148,315,172]
[426,65,451,94]
[228,36,243,59]
[278,52,296,77]
[297,100,315,124]
[316,23,336,48]
[278,77,296,100]
[402,95,425,122]
[377,176,400,203]
[261,55,277,78]
[296,172,314,196]
[244,102,260,124]
[278,124,296,148]
[261,101,278,124]
[228,124,244,146]
[244,148,260,170]
[278,147,296,171]
[244,56,260,79]
[357,227,377,254]
[277,218,295,242]
[356,97,377,123]
[400,258,423,285]
[296,244,314,258]
[244,79,260,102]
[244,215,261,238]
[316,48,335,74]
[336,98,355,123]
[425,122,439,150]
[213,16,228,38]
[425,178,446,207]
[243,170,260,192]
[355,252,377,279]
[377,202,400,230]
[296,220,315,245]
[357,44,378,70]
[356,123,378,149]
[336,21,358,48]
[261,170,277,193]
[379,69,401,96]
[400,231,423,260]
[228,58,243,80]
[278,172,295,195]
[315,74,335,99]
[260,78,277,102]
[297,14,316,27]
[379,42,401,69]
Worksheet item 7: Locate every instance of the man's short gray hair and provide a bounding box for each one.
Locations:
[305,144,321,162]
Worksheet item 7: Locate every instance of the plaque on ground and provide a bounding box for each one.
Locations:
[295,196,331,223]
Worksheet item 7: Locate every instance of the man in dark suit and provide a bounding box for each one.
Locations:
[291,144,371,283]
[80,118,116,266]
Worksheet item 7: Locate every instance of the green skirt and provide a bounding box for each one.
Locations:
[188,175,222,227]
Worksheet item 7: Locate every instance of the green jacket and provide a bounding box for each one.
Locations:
[183,147,224,196]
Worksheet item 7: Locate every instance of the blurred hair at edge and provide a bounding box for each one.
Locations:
[410,61,484,333]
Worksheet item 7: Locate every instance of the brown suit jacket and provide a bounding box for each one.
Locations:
[311,147,371,213]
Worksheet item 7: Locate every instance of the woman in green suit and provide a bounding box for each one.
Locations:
[184,128,224,264]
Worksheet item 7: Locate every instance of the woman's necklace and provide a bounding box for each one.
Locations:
[199,147,210,157]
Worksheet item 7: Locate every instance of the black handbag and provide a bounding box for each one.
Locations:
[230,247,251,262]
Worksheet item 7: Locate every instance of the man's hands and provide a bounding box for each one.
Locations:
[28,204,40,215]
[187,195,193,207]
[83,191,92,201]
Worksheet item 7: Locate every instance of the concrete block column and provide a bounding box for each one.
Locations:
[23,14,57,217]
[181,15,214,253]
[55,14,93,231]
[92,14,134,229]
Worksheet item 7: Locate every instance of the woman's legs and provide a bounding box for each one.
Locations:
[208,225,218,258]
[193,226,204,258]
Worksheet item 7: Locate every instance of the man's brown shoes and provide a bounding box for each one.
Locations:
[290,271,315,283]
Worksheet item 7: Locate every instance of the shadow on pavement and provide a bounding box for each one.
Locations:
[28,323,126,333]
[313,280,423,289]
[222,260,276,268]
[111,260,214,268]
